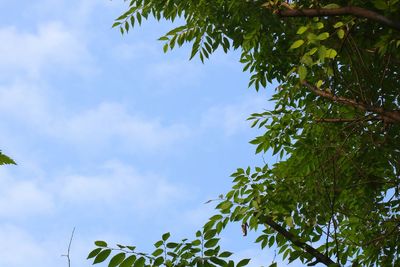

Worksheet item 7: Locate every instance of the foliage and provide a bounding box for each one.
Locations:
[89,0,400,266]
[0,151,16,165]
[88,231,250,267]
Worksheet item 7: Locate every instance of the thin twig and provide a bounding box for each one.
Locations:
[62,227,75,267]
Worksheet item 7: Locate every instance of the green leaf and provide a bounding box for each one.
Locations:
[285,217,294,228]
[154,240,163,248]
[326,48,337,58]
[236,258,251,267]
[95,241,108,247]
[204,229,217,240]
[87,248,102,259]
[108,253,126,267]
[317,32,329,40]
[112,22,121,28]
[162,232,171,241]
[93,249,111,264]
[289,40,304,50]
[296,26,308,35]
[219,251,233,258]
[315,22,324,29]
[204,238,220,248]
[0,152,16,165]
[337,29,345,39]
[152,248,164,257]
[163,43,169,53]
[373,0,388,10]
[154,256,164,266]
[133,257,145,267]
[120,255,136,267]
[166,242,178,248]
[333,22,344,28]
[210,257,227,266]
[323,4,340,8]
[298,65,307,81]
[125,21,129,32]
[126,246,136,251]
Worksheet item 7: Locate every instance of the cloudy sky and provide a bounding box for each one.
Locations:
[0,1,304,266]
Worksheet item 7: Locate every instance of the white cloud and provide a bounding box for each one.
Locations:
[112,42,160,61]
[201,96,270,135]
[0,81,190,153]
[0,169,53,218]
[54,102,190,151]
[0,159,185,218]
[145,58,204,90]
[0,224,50,266]
[0,22,92,79]
[56,161,184,210]
[0,81,51,125]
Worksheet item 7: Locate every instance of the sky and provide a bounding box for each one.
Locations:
[0,1,304,267]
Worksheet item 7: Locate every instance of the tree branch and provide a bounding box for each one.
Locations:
[314,117,380,123]
[62,227,75,267]
[263,215,337,266]
[302,81,400,123]
[275,6,400,31]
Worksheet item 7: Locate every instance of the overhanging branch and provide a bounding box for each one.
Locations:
[263,215,337,266]
[302,81,400,123]
[276,6,400,31]
[314,117,380,123]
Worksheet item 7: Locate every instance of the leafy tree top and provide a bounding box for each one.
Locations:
[89,1,400,266]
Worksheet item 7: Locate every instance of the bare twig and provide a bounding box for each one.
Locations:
[62,227,75,267]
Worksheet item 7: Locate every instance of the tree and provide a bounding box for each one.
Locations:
[88,0,400,266]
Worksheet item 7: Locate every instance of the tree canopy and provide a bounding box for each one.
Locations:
[88,0,400,266]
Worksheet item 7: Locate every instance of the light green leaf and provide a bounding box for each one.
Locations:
[298,65,307,81]
[296,26,308,35]
[323,3,340,8]
[326,48,337,58]
[317,32,329,40]
[315,22,324,29]
[337,29,345,39]
[289,40,304,49]
[333,22,344,28]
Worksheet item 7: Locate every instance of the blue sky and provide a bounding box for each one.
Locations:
[0,1,306,266]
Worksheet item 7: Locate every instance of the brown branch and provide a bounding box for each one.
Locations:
[276,6,400,31]
[315,117,380,123]
[302,81,400,123]
[263,215,337,266]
